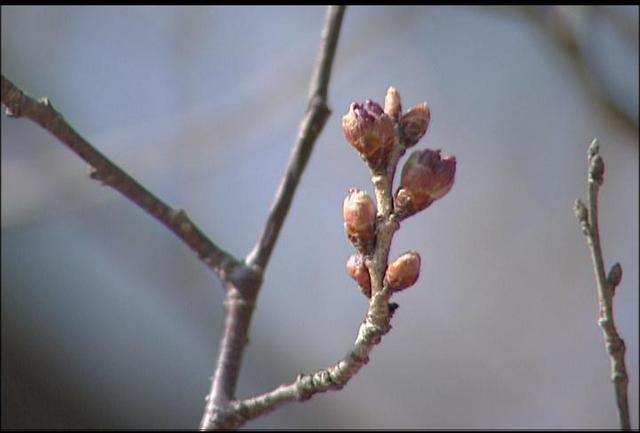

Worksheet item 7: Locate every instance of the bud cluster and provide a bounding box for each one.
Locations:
[342,87,456,300]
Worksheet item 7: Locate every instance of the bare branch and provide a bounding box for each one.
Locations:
[214,307,393,429]
[574,138,631,431]
[246,5,346,270]
[1,75,242,280]
[199,6,346,430]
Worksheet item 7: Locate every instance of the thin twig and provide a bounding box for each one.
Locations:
[574,138,631,431]
[1,75,242,281]
[199,6,346,430]
[246,5,346,270]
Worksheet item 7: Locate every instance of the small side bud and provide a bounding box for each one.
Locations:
[588,154,605,185]
[587,138,600,163]
[400,103,430,147]
[346,254,372,298]
[343,188,377,254]
[394,149,456,218]
[573,199,588,223]
[384,251,421,292]
[388,302,400,318]
[573,199,590,236]
[607,262,622,292]
[384,86,402,120]
[342,100,395,170]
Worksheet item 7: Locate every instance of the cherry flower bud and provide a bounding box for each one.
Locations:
[342,100,395,170]
[343,188,377,253]
[384,86,402,120]
[346,254,371,298]
[400,103,430,147]
[384,251,421,291]
[394,149,456,217]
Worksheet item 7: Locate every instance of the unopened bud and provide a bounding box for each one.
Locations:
[346,254,371,297]
[587,138,600,163]
[573,199,588,223]
[384,251,421,291]
[607,262,622,291]
[394,149,456,217]
[589,154,605,185]
[400,103,430,147]
[343,188,377,253]
[342,100,395,170]
[384,86,402,120]
[573,199,590,236]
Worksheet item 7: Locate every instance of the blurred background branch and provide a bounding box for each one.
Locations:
[490,5,639,132]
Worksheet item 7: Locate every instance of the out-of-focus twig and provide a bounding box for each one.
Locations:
[0,75,242,281]
[574,138,631,431]
[488,5,639,132]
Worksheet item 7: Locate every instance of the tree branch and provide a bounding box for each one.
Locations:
[214,300,394,430]
[246,5,346,270]
[199,6,346,430]
[574,138,631,431]
[200,79,458,427]
[200,131,402,429]
[1,75,242,281]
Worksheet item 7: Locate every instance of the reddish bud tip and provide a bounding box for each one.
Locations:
[343,188,377,253]
[384,251,421,291]
[400,103,430,147]
[384,86,402,120]
[346,254,372,298]
[394,149,456,217]
[342,100,395,169]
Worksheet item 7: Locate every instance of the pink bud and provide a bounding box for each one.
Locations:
[342,100,395,170]
[384,251,421,291]
[394,149,456,217]
[384,87,402,120]
[343,188,377,253]
[400,103,430,147]
[346,254,372,298]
